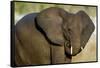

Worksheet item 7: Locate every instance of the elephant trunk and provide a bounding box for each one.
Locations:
[71,38,81,56]
[65,36,81,56]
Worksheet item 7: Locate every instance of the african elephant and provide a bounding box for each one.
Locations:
[15,7,95,66]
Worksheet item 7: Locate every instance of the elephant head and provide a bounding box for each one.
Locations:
[36,7,95,56]
[62,11,95,56]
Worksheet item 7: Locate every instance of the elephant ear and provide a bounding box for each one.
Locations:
[77,11,95,49]
[35,12,65,45]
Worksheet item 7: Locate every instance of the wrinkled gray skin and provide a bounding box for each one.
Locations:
[15,7,95,66]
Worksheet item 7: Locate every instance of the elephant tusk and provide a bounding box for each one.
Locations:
[81,46,84,50]
[71,46,72,55]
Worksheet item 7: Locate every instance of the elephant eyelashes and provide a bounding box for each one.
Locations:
[68,29,71,31]
[68,28,72,34]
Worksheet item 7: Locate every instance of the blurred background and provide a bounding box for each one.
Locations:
[14,1,97,63]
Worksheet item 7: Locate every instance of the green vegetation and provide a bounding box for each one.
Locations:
[14,2,96,17]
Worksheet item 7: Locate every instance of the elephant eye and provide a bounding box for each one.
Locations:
[68,28,71,32]
[68,28,72,34]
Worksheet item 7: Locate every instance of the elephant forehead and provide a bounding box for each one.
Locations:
[67,14,82,31]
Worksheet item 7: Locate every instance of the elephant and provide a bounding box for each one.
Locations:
[14,7,95,66]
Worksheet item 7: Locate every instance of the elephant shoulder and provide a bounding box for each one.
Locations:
[15,13,38,32]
